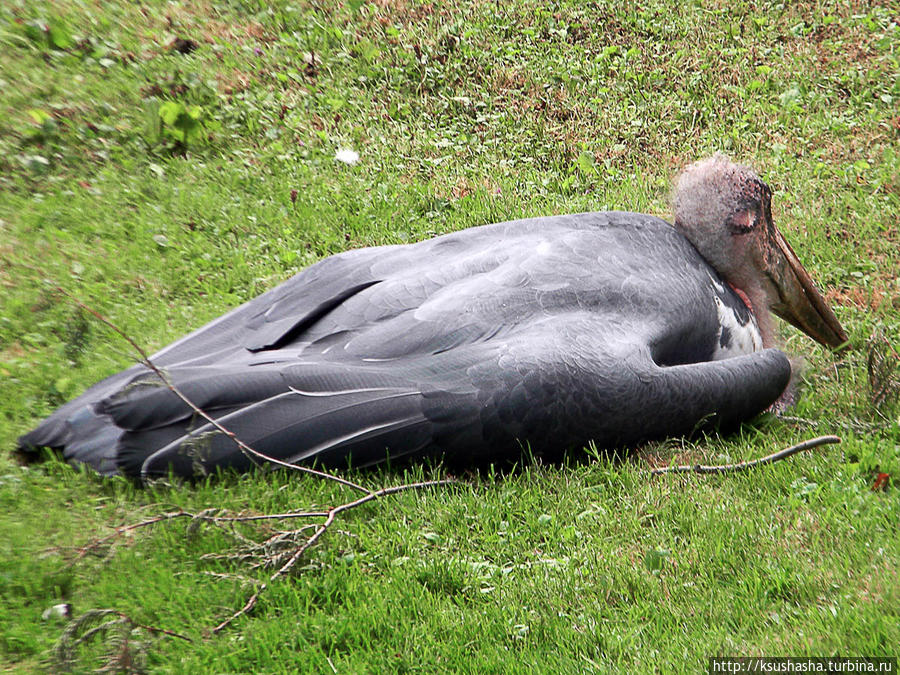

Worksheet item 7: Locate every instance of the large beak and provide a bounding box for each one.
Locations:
[766,227,850,350]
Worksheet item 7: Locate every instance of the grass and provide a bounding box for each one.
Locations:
[1,0,898,671]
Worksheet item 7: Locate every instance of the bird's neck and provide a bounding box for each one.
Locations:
[741,281,777,348]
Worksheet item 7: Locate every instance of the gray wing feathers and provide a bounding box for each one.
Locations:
[17,244,398,460]
[115,377,439,478]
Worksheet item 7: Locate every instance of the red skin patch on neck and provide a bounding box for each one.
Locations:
[728,283,754,312]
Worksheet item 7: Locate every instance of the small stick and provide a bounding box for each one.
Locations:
[111,611,193,643]
[210,584,266,635]
[270,479,456,580]
[76,609,192,643]
[649,435,841,475]
[71,508,336,562]
[200,510,330,523]
[71,511,195,562]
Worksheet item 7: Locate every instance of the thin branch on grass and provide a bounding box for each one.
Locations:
[210,477,456,634]
[70,510,199,563]
[649,435,841,475]
[68,476,454,634]
[210,584,267,636]
[272,479,456,579]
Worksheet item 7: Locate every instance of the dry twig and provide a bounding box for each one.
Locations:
[210,477,455,633]
[649,435,841,475]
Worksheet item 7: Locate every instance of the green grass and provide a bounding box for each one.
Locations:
[1,0,898,671]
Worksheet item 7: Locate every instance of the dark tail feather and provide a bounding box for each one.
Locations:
[17,365,142,473]
[97,366,292,431]
[19,356,441,478]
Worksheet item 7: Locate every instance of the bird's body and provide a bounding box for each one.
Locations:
[19,157,847,479]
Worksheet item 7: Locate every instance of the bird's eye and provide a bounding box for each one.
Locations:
[726,209,758,235]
